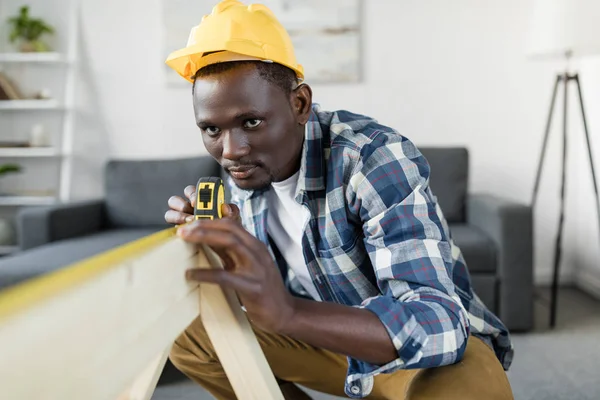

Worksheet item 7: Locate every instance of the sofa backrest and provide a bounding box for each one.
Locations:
[418,147,469,223]
[103,149,467,227]
[104,156,221,228]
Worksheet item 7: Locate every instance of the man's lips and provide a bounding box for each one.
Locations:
[228,165,258,180]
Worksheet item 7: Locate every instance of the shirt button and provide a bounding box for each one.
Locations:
[351,386,360,394]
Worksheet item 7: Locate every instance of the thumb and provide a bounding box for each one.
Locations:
[221,203,241,223]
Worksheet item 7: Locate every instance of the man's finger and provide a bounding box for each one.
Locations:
[212,247,236,271]
[178,227,255,267]
[185,268,261,295]
[221,203,241,223]
[168,195,194,214]
[180,219,257,250]
[165,210,193,225]
[184,185,196,205]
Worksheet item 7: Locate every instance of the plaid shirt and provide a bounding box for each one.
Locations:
[228,104,513,398]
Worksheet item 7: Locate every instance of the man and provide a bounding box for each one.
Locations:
[164,1,514,399]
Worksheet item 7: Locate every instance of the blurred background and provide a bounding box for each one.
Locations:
[0,0,599,399]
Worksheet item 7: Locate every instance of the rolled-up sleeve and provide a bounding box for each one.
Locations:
[346,134,470,380]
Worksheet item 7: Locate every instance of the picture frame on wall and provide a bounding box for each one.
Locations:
[161,0,362,85]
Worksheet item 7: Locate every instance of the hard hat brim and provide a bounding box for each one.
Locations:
[165,45,304,84]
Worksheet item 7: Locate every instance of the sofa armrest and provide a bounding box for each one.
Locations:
[17,200,106,250]
[466,193,534,331]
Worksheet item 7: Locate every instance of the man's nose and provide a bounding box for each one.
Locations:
[222,131,250,161]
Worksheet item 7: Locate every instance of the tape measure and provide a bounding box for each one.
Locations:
[194,177,225,220]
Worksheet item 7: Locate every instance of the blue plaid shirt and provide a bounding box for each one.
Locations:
[228,104,513,398]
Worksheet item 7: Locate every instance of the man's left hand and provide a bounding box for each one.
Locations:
[177,219,296,333]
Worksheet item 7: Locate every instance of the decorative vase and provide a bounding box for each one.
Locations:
[30,124,50,147]
[19,40,49,53]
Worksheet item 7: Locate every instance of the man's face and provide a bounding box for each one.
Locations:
[193,64,310,191]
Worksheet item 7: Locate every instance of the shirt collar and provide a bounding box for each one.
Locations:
[296,108,327,194]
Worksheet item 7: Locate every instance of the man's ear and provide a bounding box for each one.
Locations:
[291,83,313,125]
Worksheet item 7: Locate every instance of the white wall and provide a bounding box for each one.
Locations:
[573,57,600,298]
[69,0,600,288]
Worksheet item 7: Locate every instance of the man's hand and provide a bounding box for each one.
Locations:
[177,219,296,333]
[170,187,397,366]
[165,185,240,225]
[165,185,196,224]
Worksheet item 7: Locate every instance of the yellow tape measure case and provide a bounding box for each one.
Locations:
[194,177,225,220]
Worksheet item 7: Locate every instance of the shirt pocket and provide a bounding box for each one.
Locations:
[317,235,365,272]
[316,236,378,303]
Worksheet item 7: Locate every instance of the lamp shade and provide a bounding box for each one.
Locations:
[527,0,600,59]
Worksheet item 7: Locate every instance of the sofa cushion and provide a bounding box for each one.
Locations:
[449,224,497,273]
[105,156,221,228]
[470,274,497,313]
[419,147,468,223]
[0,229,160,290]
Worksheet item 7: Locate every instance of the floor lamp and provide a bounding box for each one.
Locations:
[527,0,600,328]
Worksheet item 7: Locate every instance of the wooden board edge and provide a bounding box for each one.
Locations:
[198,245,284,400]
[117,347,171,400]
[0,227,183,321]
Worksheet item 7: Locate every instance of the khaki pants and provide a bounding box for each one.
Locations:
[169,315,514,400]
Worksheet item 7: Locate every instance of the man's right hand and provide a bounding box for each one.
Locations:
[165,185,196,225]
[165,185,240,225]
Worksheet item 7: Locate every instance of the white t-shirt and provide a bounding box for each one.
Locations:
[266,171,321,301]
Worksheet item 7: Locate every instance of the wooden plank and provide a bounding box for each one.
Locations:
[0,228,199,400]
[117,348,172,400]
[0,227,283,400]
[124,347,171,400]
[199,245,284,400]
[0,228,180,321]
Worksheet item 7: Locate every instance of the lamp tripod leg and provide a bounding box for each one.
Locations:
[549,74,570,328]
[532,75,562,207]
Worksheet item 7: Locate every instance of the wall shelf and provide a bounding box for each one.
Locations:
[0,148,60,157]
[0,0,80,252]
[0,52,66,63]
[0,196,56,206]
[0,100,61,110]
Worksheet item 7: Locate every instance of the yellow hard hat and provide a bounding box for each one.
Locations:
[165,0,304,83]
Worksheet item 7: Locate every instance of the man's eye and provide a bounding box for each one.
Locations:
[203,126,221,136]
[243,119,262,129]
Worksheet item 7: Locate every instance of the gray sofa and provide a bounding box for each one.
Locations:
[420,147,533,331]
[0,147,533,331]
[0,156,222,290]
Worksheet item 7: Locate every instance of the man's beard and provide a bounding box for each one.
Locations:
[225,166,278,191]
